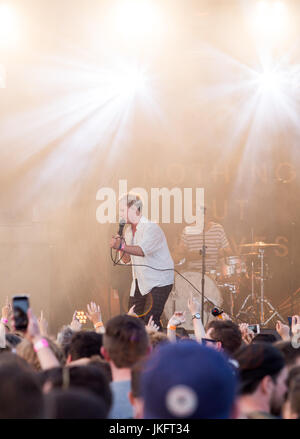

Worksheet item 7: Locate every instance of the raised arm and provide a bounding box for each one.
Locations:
[187,294,206,343]
[26,309,60,370]
[167,312,186,343]
[86,301,105,334]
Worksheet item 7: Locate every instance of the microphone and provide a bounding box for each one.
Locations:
[118,219,126,237]
[211,307,224,319]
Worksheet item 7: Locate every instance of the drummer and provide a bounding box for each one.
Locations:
[173,206,232,274]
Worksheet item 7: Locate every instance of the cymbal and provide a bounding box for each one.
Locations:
[240,241,280,248]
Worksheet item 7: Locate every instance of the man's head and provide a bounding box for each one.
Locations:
[141,340,237,419]
[284,377,300,419]
[0,363,44,418]
[118,193,143,225]
[44,388,107,419]
[67,331,103,364]
[234,342,288,416]
[56,325,74,358]
[206,320,242,356]
[102,315,149,369]
[147,330,169,350]
[41,365,112,417]
[252,333,278,344]
[274,340,300,371]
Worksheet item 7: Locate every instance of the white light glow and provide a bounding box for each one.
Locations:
[0,3,19,47]
[252,0,288,41]
[109,62,148,99]
[0,64,6,88]
[256,67,286,96]
[110,0,162,42]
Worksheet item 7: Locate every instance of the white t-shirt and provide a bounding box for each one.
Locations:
[124,216,174,296]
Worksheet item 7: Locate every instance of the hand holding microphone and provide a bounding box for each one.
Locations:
[211,307,224,319]
[110,219,126,250]
[118,218,126,237]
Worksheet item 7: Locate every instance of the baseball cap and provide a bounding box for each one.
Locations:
[141,340,237,419]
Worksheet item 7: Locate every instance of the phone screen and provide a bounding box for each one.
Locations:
[248,324,260,334]
[13,295,29,331]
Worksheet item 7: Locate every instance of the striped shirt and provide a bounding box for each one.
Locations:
[181,222,229,271]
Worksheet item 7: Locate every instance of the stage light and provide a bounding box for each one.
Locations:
[76,311,87,324]
[0,3,19,48]
[110,0,162,41]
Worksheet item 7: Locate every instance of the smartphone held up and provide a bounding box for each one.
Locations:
[12,295,30,331]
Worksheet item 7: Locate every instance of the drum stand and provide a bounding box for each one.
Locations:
[257,249,285,326]
[236,257,258,322]
[236,249,285,326]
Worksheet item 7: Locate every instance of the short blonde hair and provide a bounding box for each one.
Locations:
[147,330,169,350]
[16,337,65,371]
[119,192,143,212]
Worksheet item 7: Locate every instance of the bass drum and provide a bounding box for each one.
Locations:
[163,271,223,331]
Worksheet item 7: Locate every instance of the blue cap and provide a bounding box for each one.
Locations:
[141,340,237,419]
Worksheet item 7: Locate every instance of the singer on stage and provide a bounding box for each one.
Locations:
[109,193,174,329]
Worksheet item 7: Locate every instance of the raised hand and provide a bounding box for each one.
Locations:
[187,293,201,316]
[86,301,102,325]
[239,323,255,344]
[276,320,290,340]
[146,315,160,332]
[291,315,300,337]
[1,296,11,322]
[26,308,40,341]
[128,305,138,317]
[69,311,82,332]
[38,310,49,337]
[168,311,186,328]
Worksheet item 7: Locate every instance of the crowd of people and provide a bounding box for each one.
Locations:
[0,294,300,419]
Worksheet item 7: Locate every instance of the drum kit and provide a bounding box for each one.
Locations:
[164,240,285,330]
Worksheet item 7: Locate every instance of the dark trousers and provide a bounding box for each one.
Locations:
[128,280,173,330]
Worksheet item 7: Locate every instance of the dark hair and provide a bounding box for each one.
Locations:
[44,388,107,419]
[286,366,300,391]
[207,320,242,355]
[0,351,34,371]
[274,341,300,367]
[0,363,44,418]
[68,331,103,361]
[241,368,281,395]
[103,315,149,368]
[5,333,22,347]
[41,365,112,417]
[252,333,277,344]
[234,343,285,395]
[176,327,190,339]
[287,377,300,417]
[88,356,112,382]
